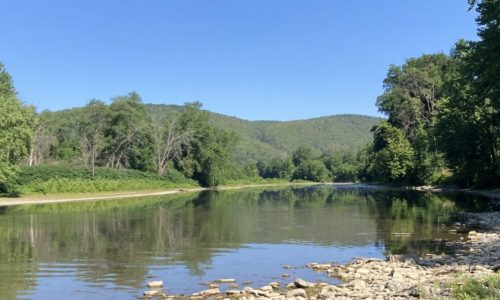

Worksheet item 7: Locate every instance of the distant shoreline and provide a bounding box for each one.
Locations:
[0,182,323,207]
[1,182,498,207]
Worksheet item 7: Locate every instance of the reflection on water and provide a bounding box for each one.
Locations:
[0,185,493,299]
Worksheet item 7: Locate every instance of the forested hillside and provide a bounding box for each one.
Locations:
[146,104,379,161]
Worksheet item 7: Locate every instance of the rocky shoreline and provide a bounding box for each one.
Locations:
[141,212,500,300]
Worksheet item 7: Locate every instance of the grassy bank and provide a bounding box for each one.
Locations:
[1,165,199,195]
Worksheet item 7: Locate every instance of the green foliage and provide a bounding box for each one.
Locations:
[292,146,313,166]
[177,102,238,187]
[4,164,197,194]
[322,151,360,182]
[0,63,16,97]
[366,122,414,182]
[369,53,451,185]
[105,92,154,171]
[0,63,36,183]
[257,157,295,180]
[452,275,500,300]
[376,54,450,141]
[197,110,380,162]
[436,0,500,187]
[293,160,331,182]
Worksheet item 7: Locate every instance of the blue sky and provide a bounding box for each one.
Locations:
[0,0,478,120]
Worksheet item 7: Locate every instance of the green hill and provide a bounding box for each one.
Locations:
[147,104,380,162]
[40,104,379,163]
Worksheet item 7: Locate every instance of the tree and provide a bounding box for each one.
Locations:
[292,146,313,166]
[78,99,108,176]
[367,122,414,182]
[373,54,452,184]
[104,92,152,170]
[437,0,500,187]
[0,64,36,181]
[27,121,55,166]
[148,106,193,176]
[293,160,331,182]
[258,157,295,180]
[0,63,15,98]
[176,102,238,186]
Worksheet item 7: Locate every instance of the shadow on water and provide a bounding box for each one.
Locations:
[0,185,496,299]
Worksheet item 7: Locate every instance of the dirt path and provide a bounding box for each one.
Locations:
[0,182,322,207]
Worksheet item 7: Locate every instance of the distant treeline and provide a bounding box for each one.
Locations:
[0,0,498,192]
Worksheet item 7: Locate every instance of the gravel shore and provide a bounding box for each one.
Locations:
[140,210,500,300]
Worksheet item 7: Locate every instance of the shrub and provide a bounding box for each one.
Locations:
[452,275,500,300]
[293,160,331,182]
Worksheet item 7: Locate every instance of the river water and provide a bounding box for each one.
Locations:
[0,184,494,299]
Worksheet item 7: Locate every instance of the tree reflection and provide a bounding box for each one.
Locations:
[0,186,491,297]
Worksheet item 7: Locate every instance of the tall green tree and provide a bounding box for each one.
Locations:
[0,63,36,182]
[373,54,451,184]
[177,102,237,186]
[437,0,500,187]
[104,92,153,171]
[366,122,414,182]
[291,146,313,167]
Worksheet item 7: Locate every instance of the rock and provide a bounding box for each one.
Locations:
[347,279,367,289]
[208,283,219,288]
[286,288,307,298]
[146,280,164,288]
[143,290,159,297]
[318,290,336,300]
[195,288,220,297]
[356,268,370,275]
[282,274,290,278]
[294,277,313,288]
[269,282,280,288]
[226,289,241,295]
[260,285,273,292]
[286,283,296,289]
[217,278,236,283]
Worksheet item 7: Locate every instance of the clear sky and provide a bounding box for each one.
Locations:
[0,0,478,121]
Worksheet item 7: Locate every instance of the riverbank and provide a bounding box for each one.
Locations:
[140,210,500,299]
[0,181,321,207]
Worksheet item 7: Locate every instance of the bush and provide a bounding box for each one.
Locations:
[4,164,197,194]
[293,160,331,182]
[452,275,500,300]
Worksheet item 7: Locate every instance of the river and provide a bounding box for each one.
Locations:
[0,184,494,299]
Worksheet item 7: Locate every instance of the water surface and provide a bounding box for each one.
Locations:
[0,185,493,299]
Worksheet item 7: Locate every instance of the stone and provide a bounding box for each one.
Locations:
[197,288,220,296]
[260,285,273,292]
[294,277,313,288]
[147,280,164,288]
[143,290,159,297]
[347,279,367,289]
[286,283,296,289]
[226,289,241,295]
[217,278,236,283]
[286,288,307,298]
